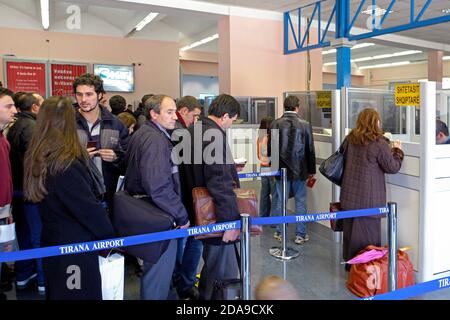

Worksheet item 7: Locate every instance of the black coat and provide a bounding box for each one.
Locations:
[39,159,115,300]
[182,118,240,245]
[124,120,189,262]
[7,111,36,190]
[270,112,316,181]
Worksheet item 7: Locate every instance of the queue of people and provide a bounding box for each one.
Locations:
[0,72,428,300]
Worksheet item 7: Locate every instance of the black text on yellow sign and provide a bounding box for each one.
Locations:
[394,84,420,107]
[316,91,332,109]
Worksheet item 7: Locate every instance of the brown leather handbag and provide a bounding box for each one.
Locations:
[192,187,262,239]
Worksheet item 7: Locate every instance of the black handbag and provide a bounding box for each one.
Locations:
[319,139,348,186]
[211,243,242,300]
[112,191,176,263]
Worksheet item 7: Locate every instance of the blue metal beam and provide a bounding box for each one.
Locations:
[348,14,450,41]
[415,0,432,22]
[379,0,396,27]
[337,46,351,89]
[300,3,319,47]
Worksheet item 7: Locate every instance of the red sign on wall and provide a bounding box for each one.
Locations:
[6,61,47,97]
[51,64,87,96]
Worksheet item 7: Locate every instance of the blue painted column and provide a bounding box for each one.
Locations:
[335,0,351,89]
[337,46,351,88]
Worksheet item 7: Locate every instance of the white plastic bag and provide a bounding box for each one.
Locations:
[0,222,17,253]
[98,253,124,300]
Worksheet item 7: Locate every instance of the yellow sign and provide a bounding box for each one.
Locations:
[394,84,420,107]
[316,91,332,108]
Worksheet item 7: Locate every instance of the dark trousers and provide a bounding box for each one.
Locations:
[12,194,45,285]
[198,243,239,300]
[141,239,177,300]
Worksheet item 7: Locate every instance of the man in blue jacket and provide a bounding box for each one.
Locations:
[73,74,129,208]
[124,94,189,300]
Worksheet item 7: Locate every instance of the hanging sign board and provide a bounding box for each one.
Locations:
[316,91,332,108]
[5,61,47,97]
[51,63,87,96]
[394,84,420,107]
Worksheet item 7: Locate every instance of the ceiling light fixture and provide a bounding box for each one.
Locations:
[359,61,410,70]
[323,62,337,66]
[442,9,450,14]
[135,12,159,31]
[322,43,375,55]
[180,34,219,52]
[40,0,49,30]
[362,8,393,16]
[443,56,450,61]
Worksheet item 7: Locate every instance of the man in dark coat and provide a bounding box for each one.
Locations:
[124,94,189,300]
[73,74,129,208]
[170,95,202,300]
[182,94,241,300]
[270,95,316,245]
[7,93,45,293]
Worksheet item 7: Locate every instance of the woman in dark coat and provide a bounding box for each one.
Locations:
[340,108,404,264]
[24,96,115,299]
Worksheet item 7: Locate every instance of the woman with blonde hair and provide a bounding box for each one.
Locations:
[24,96,115,299]
[340,108,403,268]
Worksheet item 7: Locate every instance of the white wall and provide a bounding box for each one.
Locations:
[181,74,219,98]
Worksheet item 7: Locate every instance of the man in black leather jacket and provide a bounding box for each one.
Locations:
[270,95,316,245]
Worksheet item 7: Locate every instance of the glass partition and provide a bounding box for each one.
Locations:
[284,91,333,135]
[436,88,450,145]
[344,88,408,140]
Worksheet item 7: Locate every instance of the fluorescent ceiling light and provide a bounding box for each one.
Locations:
[40,0,49,30]
[135,12,158,31]
[323,62,337,66]
[359,61,410,70]
[443,56,450,61]
[322,49,336,55]
[442,9,450,14]
[362,8,393,16]
[322,43,374,55]
[352,43,375,49]
[180,34,219,52]
[351,50,421,63]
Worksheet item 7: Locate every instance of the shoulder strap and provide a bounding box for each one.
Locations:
[233,242,241,278]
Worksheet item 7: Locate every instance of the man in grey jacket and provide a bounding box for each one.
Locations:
[124,94,189,300]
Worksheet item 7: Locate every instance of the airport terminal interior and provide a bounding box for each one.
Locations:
[0,0,450,300]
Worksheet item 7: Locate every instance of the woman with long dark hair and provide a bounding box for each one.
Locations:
[340,108,403,266]
[24,96,115,299]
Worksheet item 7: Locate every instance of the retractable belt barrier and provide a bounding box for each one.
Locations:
[363,275,450,300]
[0,206,385,263]
[238,170,280,179]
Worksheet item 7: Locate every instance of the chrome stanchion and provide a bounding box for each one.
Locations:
[388,202,398,292]
[240,213,251,300]
[269,168,300,260]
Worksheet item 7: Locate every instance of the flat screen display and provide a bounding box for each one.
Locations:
[93,64,134,92]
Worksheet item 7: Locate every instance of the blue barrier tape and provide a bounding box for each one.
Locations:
[238,170,280,179]
[362,275,450,300]
[0,206,386,263]
[251,206,387,226]
[0,220,241,263]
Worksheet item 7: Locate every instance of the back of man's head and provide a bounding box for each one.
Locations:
[284,95,300,112]
[255,275,299,300]
[436,119,449,137]
[73,73,105,95]
[109,95,127,115]
[208,94,240,118]
[17,93,39,112]
[176,95,201,112]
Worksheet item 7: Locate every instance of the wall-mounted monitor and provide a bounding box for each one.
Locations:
[93,64,134,92]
